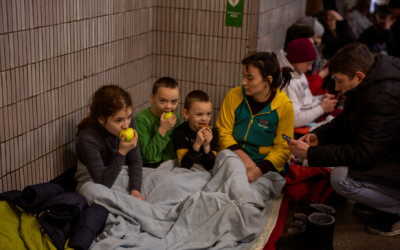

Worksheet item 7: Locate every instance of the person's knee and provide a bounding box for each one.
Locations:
[330,167,354,197]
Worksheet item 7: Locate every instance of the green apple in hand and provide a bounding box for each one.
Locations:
[119,128,135,142]
[164,112,174,120]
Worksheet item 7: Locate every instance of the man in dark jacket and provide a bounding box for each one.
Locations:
[289,43,400,236]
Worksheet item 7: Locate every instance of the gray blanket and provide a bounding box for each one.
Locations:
[76,149,285,250]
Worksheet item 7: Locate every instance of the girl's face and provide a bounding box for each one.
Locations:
[98,107,132,137]
[241,64,271,100]
[150,87,180,117]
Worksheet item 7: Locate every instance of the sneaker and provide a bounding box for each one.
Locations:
[366,214,400,236]
[352,202,382,215]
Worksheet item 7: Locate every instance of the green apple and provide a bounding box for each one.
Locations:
[164,112,174,120]
[119,128,135,142]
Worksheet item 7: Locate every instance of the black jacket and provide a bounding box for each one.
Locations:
[308,55,400,189]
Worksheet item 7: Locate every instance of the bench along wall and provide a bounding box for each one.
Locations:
[0,0,306,192]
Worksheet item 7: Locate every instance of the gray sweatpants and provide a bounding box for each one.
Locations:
[330,167,400,215]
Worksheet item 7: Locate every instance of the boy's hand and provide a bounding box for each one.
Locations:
[118,129,139,156]
[158,112,177,137]
[130,190,145,201]
[193,128,206,151]
[202,128,212,154]
[202,127,213,145]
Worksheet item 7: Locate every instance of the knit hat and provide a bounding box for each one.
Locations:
[296,16,325,37]
[313,20,324,37]
[286,38,317,64]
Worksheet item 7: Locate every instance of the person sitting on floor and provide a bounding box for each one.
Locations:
[288,43,400,236]
[278,38,338,129]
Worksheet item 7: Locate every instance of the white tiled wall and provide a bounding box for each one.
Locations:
[0,0,153,191]
[0,0,306,192]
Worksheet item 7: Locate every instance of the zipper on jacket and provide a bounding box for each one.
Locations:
[242,98,272,148]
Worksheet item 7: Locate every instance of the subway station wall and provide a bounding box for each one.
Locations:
[0,0,306,192]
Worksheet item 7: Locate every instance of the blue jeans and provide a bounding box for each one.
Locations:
[331,167,400,215]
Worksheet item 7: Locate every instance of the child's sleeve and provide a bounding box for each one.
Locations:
[200,128,219,170]
[125,119,143,192]
[76,135,124,188]
[135,115,172,162]
[174,125,198,169]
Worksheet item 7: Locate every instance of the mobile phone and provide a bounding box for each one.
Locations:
[282,134,292,141]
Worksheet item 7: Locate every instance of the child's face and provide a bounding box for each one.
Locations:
[98,107,132,137]
[150,87,180,117]
[292,60,314,74]
[183,101,213,131]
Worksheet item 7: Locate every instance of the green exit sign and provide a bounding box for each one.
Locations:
[225,0,243,27]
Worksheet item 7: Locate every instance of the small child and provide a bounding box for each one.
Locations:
[173,90,218,170]
[75,85,144,201]
[135,77,181,168]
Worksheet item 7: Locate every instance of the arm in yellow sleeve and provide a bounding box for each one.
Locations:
[265,102,294,172]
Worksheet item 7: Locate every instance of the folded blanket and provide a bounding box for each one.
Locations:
[76,149,286,250]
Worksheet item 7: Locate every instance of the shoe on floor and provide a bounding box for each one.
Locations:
[366,213,400,236]
[352,202,381,215]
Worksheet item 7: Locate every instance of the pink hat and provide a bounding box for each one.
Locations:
[286,38,317,63]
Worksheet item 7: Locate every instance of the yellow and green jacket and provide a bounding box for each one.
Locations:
[216,86,294,172]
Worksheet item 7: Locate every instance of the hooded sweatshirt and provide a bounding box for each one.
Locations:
[308,55,400,189]
[277,50,324,128]
[216,86,294,173]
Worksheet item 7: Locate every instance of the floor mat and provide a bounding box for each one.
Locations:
[263,195,291,250]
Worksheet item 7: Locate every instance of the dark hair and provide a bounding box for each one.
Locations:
[285,24,314,44]
[329,43,374,79]
[314,10,329,30]
[152,77,179,95]
[184,90,212,110]
[241,52,294,92]
[76,85,132,134]
[388,0,400,9]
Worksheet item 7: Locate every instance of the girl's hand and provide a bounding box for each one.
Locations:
[118,129,139,156]
[130,190,145,201]
[158,112,177,137]
[298,133,319,146]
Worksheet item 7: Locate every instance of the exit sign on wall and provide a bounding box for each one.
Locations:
[225,0,243,27]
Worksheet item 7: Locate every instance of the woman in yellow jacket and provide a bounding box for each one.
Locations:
[217,52,294,182]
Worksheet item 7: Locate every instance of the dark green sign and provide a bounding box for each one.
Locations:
[225,0,243,27]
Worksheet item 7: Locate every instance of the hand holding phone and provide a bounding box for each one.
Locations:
[282,134,292,142]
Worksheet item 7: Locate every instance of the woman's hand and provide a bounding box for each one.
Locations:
[118,129,139,155]
[130,190,145,201]
[247,167,262,183]
[233,149,257,170]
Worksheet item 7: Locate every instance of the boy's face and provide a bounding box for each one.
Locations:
[150,87,180,117]
[183,101,213,132]
[292,60,314,74]
[98,107,132,137]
